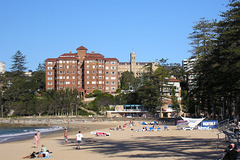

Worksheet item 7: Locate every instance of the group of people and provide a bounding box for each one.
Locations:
[33,131,41,148]
[63,127,83,150]
[23,145,51,159]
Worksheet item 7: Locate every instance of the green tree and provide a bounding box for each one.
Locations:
[188,17,216,58]
[120,71,136,90]
[10,50,27,73]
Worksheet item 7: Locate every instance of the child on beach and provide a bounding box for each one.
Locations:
[33,133,39,148]
[64,127,68,144]
[37,131,41,145]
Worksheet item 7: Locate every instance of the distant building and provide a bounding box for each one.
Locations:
[24,71,32,77]
[106,104,148,118]
[160,76,182,118]
[182,58,197,90]
[0,62,5,74]
[45,46,119,95]
[118,52,158,77]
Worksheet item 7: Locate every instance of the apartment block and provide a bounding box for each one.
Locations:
[45,46,119,95]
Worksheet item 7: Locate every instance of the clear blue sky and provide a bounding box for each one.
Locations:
[0,0,229,71]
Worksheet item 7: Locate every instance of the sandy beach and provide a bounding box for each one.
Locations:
[0,120,227,160]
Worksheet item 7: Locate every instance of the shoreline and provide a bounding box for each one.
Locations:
[0,120,228,160]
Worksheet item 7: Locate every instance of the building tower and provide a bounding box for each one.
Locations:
[130,52,136,76]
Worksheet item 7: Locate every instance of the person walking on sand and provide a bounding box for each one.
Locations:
[33,133,39,148]
[76,131,83,150]
[37,130,41,145]
[64,127,68,144]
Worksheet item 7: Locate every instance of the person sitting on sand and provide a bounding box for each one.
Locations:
[222,143,239,160]
[37,145,51,158]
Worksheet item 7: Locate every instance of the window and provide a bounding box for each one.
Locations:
[67,65,69,69]
[106,72,109,75]
[93,87,95,89]
[106,77,109,80]
[47,62,53,65]
[87,81,89,84]
[111,77,116,80]
[87,65,89,68]
[111,82,116,85]
[48,82,52,85]
[106,61,109,64]
[73,65,75,68]
[111,66,116,69]
[99,81,102,84]
[111,61,115,64]
[99,65,102,68]
[99,70,102,74]
[93,76,95,79]
[106,87,109,90]
[48,72,52,75]
[67,71,69,74]
[99,60,102,63]
[59,71,63,74]
[47,67,52,70]
[92,71,95,74]
[99,86,102,89]
[86,60,89,63]
[92,60,95,63]
[59,76,63,79]
[66,81,70,84]
[111,72,115,75]
[87,76,89,79]
[67,61,69,63]
[99,76,102,79]
[59,60,62,63]
[92,81,96,84]
[67,76,69,79]
[106,82,109,85]
[93,65,95,68]
[72,71,75,74]
[106,66,109,69]
[87,71,89,74]
[111,87,116,90]
[73,81,75,84]
[72,76,75,79]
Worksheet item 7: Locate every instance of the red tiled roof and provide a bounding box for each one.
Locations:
[168,77,180,82]
[59,53,77,57]
[57,57,78,60]
[45,58,57,62]
[76,46,87,50]
[105,58,119,61]
[86,53,104,58]
[84,57,104,60]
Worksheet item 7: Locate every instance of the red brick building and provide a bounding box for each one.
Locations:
[45,46,119,95]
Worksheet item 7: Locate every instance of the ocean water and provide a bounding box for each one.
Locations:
[0,126,63,143]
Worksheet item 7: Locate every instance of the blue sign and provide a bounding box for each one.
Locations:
[201,120,218,129]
